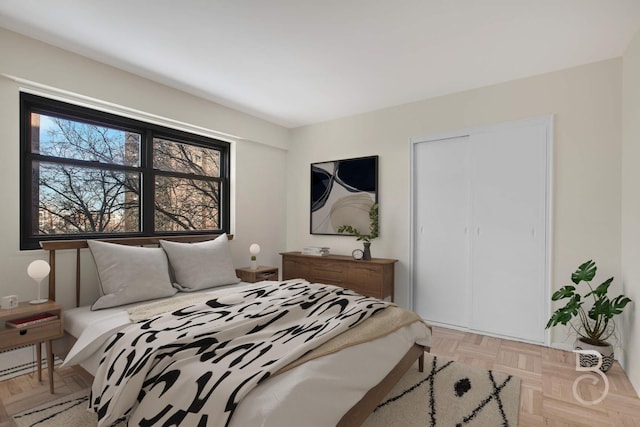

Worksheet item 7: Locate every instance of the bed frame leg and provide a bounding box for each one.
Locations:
[418,352,424,373]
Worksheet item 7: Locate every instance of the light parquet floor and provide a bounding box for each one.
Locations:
[431,327,640,426]
[0,362,92,427]
[1,326,639,426]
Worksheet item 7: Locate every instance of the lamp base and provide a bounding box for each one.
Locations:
[29,298,48,304]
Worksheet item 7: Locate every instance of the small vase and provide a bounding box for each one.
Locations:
[362,242,372,260]
[574,338,614,373]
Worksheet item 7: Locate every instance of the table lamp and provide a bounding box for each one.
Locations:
[249,243,261,270]
[28,259,50,304]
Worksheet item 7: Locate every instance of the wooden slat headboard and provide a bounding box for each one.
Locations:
[40,233,232,307]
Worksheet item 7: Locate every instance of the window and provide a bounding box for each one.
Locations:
[20,93,230,250]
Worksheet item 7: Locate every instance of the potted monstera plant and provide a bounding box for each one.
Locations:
[546,260,632,372]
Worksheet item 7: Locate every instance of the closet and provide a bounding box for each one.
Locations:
[411,117,550,344]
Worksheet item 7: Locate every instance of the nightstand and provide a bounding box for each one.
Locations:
[236,266,279,283]
[0,300,63,393]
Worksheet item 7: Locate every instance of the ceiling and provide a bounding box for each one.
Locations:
[1,1,640,128]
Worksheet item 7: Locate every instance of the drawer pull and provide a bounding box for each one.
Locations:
[315,267,343,273]
[19,330,27,336]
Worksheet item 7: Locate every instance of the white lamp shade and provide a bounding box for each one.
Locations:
[249,243,261,255]
[27,260,50,281]
[28,259,50,304]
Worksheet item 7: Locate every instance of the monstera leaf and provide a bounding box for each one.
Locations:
[546,260,632,345]
[571,260,596,284]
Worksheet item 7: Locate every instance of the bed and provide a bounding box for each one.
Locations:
[41,234,431,427]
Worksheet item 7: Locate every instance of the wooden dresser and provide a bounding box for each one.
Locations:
[280,252,397,301]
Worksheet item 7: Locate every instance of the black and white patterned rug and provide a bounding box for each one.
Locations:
[364,354,520,427]
[0,345,62,382]
[12,354,520,427]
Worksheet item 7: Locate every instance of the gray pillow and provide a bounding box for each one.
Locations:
[159,234,240,291]
[88,240,177,310]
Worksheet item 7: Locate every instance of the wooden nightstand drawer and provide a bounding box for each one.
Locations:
[236,266,279,283]
[0,319,63,349]
[256,270,278,281]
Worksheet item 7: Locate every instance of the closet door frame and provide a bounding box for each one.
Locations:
[409,115,553,346]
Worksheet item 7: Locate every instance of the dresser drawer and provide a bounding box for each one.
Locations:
[283,259,310,279]
[310,265,344,283]
[345,282,383,299]
[347,264,384,286]
[345,264,382,298]
[280,252,397,301]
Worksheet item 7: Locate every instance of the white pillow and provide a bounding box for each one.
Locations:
[88,240,177,310]
[159,234,240,292]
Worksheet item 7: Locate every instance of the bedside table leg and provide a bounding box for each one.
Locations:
[36,342,42,382]
[46,340,54,393]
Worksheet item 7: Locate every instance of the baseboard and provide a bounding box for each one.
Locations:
[424,320,547,346]
[618,354,640,399]
[617,352,626,370]
[631,376,640,399]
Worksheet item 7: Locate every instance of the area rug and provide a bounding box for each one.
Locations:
[12,390,97,427]
[13,355,520,427]
[0,345,62,381]
[364,354,520,427]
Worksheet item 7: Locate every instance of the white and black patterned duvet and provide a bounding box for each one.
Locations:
[89,280,390,427]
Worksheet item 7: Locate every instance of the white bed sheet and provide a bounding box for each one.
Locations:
[63,282,431,427]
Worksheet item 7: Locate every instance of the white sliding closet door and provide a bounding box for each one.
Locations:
[411,117,550,344]
[413,136,470,328]
[469,124,547,342]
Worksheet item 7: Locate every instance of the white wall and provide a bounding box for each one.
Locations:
[0,29,289,308]
[288,59,623,351]
[622,29,640,394]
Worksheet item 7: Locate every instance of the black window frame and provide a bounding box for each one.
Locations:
[20,93,231,250]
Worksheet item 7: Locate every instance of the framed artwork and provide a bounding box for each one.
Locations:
[310,155,378,235]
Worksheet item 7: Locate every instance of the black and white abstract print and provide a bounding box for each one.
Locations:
[310,155,378,234]
[89,281,390,427]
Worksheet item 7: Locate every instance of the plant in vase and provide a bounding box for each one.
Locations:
[545,260,632,372]
[337,203,378,260]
